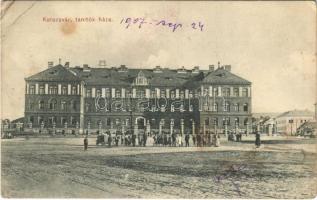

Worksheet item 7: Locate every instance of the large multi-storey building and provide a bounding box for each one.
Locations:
[24,61,252,135]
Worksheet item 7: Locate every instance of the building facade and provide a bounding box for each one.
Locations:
[276,110,314,135]
[24,62,252,135]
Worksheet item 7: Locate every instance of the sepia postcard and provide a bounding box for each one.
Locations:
[1,1,316,199]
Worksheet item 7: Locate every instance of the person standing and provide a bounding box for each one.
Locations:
[132,134,136,147]
[214,133,220,147]
[185,134,190,147]
[143,132,147,147]
[108,133,112,148]
[84,137,88,150]
[255,131,261,148]
[192,134,196,146]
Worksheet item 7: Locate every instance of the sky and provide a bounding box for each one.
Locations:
[1,1,316,120]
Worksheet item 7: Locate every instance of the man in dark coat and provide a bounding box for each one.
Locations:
[84,137,88,150]
[185,134,190,147]
[255,132,261,148]
[108,133,112,148]
[143,132,147,147]
[132,134,136,147]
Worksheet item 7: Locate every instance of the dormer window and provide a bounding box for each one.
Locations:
[134,71,148,86]
[177,66,187,73]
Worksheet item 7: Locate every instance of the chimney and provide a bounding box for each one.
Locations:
[83,64,90,72]
[99,60,106,67]
[209,65,214,72]
[217,61,220,68]
[64,62,70,68]
[48,61,54,68]
[224,65,231,72]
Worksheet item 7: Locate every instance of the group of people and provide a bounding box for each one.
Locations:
[227,131,243,142]
[84,130,262,150]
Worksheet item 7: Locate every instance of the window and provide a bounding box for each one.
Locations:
[29,116,34,123]
[224,101,230,112]
[72,86,77,95]
[62,86,67,95]
[61,117,67,125]
[106,118,111,126]
[29,101,34,110]
[29,86,35,94]
[223,118,230,126]
[116,89,121,98]
[180,91,185,99]
[213,118,218,126]
[86,89,92,97]
[243,103,248,112]
[213,88,218,96]
[71,100,77,110]
[244,118,248,126]
[234,103,239,112]
[171,91,175,99]
[96,89,101,97]
[38,116,44,125]
[160,90,166,98]
[136,90,145,98]
[205,118,209,126]
[105,88,110,98]
[234,88,239,97]
[223,88,230,97]
[49,86,58,94]
[125,90,132,98]
[235,118,239,126]
[70,117,76,125]
[39,100,45,110]
[39,86,45,94]
[213,103,218,112]
[151,90,156,98]
[115,118,120,125]
[49,99,57,110]
[189,90,193,98]
[242,88,248,97]
[171,104,175,112]
[85,103,90,112]
[61,101,67,111]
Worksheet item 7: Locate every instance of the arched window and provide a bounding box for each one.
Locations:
[189,90,193,98]
[62,86,67,95]
[61,101,67,111]
[49,99,57,110]
[243,103,248,112]
[224,101,230,112]
[39,100,45,110]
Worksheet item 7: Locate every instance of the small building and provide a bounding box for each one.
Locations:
[276,110,314,135]
[296,121,317,137]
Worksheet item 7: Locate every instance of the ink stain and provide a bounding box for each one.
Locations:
[60,21,77,35]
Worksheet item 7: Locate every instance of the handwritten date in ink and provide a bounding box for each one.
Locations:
[120,17,204,32]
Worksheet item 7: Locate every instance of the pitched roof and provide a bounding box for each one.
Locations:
[202,68,251,85]
[276,110,314,118]
[26,64,251,87]
[25,65,81,82]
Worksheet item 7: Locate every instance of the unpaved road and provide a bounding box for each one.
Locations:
[1,137,316,198]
